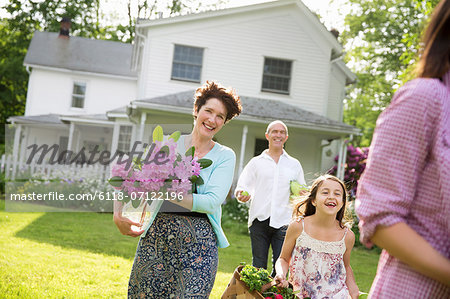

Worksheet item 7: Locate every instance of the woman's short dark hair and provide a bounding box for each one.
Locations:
[193,81,242,122]
[415,0,450,79]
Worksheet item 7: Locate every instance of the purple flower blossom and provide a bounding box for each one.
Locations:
[109,130,211,197]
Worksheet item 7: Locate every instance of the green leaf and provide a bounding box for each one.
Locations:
[133,157,142,171]
[185,146,195,157]
[121,193,131,204]
[196,175,204,186]
[131,198,141,208]
[169,131,181,142]
[152,125,163,142]
[197,158,212,169]
[189,175,198,183]
[133,181,141,188]
[108,176,124,188]
[159,145,170,155]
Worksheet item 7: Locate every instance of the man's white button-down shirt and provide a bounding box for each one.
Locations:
[235,149,306,228]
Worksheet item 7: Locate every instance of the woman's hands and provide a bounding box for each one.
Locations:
[113,201,144,237]
[113,212,144,237]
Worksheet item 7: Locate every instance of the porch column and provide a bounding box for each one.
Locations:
[75,129,81,152]
[12,124,22,179]
[337,137,350,180]
[67,122,75,152]
[138,112,147,143]
[110,122,120,155]
[238,125,248,176]
[18,126,29,166]
[336,138,345,180]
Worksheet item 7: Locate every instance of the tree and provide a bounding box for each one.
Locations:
[0,0,226,154]
[340,0,440,146]
[108,0,227,43]
[0,0,105,154]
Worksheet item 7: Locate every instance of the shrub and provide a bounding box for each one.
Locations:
[329,144,369,247]
[328,144,369,200]
[222,196,249,224]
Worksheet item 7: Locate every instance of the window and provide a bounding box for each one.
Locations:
[254,138,268,156]
[261,58,292,94]
[118,125,132,153]
[71,82,86,108]
[171,45,204,82]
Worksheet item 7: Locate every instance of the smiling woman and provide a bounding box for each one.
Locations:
[114,80,243,298]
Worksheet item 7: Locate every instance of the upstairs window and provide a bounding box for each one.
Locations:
[171,45,203,82]
[262,58,292,94]
[71,82,86,108]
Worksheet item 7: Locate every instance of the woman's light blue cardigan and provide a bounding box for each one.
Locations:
[141,136,234,248]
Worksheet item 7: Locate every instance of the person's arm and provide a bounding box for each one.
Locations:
[372,223,450,287]
[343,230,359,299]
[356,80,450,285]
[274,221,302,288]
[113,200,144,237]
[190,149,236,214]
[235,159,256,203]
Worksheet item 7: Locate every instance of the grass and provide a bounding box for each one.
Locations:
[0,200,380,298]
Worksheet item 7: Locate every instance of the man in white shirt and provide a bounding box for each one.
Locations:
[235,120,306,276]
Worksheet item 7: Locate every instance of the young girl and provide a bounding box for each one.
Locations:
[274,174,359,299]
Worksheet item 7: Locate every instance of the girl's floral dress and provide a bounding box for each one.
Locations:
[289,218,349,299]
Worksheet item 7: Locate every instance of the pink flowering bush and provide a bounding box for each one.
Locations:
[328,144,369,248]
[328,144,369,200]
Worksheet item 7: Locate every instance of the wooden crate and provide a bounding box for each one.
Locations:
[221,265,272,299]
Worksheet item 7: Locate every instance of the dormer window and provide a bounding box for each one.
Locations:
[71,82,86,108]
[171,45,204,83]
[261,57,292,94]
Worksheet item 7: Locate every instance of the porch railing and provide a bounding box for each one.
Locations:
[1,154,110,181]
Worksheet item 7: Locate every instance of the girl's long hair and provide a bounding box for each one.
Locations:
[415,0,450,79]
[293,174,351,228]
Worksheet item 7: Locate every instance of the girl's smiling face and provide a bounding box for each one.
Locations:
[193,97,227,139]
[313,179,344,216]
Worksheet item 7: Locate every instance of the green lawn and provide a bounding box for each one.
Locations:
[0,200,379,298]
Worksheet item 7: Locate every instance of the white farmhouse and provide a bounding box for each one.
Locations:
[7,0,358,184]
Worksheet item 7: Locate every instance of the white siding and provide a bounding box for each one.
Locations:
[326,65,346,121]
[25,68,136,116]
[139,4,333,115]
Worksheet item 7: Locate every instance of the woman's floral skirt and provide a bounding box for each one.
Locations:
[128,213,218,298]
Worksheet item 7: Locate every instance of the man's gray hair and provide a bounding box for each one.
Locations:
[265,120,288,135]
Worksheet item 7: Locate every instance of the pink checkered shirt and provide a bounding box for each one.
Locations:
[356,71,450,298]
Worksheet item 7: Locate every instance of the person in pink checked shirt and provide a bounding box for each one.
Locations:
[355,0,450,298]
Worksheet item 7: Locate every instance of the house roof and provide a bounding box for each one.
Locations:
[24,31,136,78]
[8,114,63,124]
[8,113,113,125]
[132,90,359,135]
